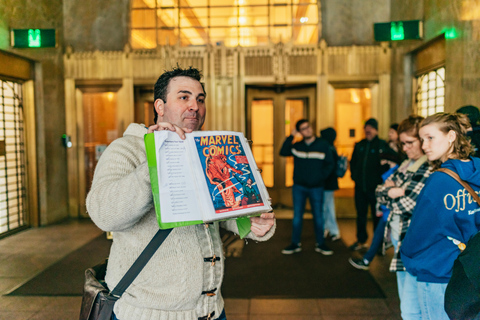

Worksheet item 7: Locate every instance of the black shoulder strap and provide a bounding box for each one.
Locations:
[109,228,172,299]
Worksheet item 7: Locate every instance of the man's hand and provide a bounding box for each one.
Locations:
[381,159,397,168]
[147,122,193,140]
[250,212,275,237]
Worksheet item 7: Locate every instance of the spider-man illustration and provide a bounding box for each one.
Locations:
[205,153,243,209]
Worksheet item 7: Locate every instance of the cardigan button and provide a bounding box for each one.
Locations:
[211,254,216,266]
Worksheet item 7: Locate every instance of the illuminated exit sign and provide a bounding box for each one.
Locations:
[374,20,423,41]
[11,29,56,48]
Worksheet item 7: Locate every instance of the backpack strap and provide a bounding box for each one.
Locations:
[437,168,480,206]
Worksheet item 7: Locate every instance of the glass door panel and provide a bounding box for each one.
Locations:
[284,99,304,187]
[83,92,118,195]
[334,88,371,189]
[251,99,274,187]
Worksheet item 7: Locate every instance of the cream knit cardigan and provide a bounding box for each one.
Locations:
[86,123,275,320]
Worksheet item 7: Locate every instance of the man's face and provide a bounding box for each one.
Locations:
[298,122,314,139]
[364,125,378,141]
[155,76,206,131]
[388,128,398,142]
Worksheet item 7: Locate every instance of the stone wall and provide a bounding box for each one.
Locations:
[63,0,130,51]
[321,0,391,46]
[0,0,69,225]
[389,0,480,118]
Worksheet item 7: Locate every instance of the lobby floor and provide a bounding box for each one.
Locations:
[0,211,401,320]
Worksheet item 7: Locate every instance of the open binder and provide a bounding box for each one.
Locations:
[145,130,272,234]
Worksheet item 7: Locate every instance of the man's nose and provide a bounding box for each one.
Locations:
[189,99,199,111]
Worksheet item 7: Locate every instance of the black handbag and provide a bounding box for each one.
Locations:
[79,228,172,320]
[445,231,480,320]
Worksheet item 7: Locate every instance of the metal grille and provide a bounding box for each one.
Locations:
[415,67,445,117]
[0,79,27,236]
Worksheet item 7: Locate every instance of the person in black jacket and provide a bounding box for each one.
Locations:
[349,118,395,251]
[320,127,341,241]
[280,119,335,255]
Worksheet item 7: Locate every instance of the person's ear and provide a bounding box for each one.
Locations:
[154,99,164,120]
[447,130,457,144]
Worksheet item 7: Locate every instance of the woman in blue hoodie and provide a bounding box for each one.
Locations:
[401,112,480,320]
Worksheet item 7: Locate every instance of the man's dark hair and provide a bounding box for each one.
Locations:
[153,66,205,123]
[295,119,309,132]
[456,105,480,126]
[390,123,399,131]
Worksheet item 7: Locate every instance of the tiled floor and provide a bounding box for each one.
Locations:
[0,211,401,320]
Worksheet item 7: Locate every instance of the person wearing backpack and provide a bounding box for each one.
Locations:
[319,127,342,241]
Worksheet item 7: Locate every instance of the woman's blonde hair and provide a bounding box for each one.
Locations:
[420,112,474,169]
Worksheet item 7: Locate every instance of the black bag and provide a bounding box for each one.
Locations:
[336,155,348,178]
[79,229,172,320]
[80,261,118,320]
[445,231,480,320]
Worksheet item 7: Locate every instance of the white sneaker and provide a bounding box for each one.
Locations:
[331,235,341,241]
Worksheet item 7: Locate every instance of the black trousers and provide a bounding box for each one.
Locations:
[354,185,380,244]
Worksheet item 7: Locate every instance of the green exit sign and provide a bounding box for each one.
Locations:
[11,29,56,48]
[374,20,423,41]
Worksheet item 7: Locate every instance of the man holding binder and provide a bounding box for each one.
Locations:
[87,66,275,320]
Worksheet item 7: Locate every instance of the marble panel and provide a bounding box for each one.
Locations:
[64,0,130,51]
[322,0,390,46]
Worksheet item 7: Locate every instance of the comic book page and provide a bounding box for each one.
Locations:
[186,131,272,222]
[145,130,272,228]
[145,131,203,229]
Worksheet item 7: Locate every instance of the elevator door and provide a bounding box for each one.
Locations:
[246,86,316,207]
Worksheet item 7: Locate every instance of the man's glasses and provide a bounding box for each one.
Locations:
[299,124,311,131]
[400,139,418,148]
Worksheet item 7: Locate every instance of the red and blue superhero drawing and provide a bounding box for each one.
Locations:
[194,134,263,213]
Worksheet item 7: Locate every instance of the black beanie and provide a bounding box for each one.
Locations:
[364,118,378,130]
[320,127,336,145]
[456,105,480,126]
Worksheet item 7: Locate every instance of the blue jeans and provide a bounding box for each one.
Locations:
[216,309,227,320]
[363,218,387,262]
[113,309,227,320]
[399,271,422,320]
[291,184,325,246]
[417,281,449,320]
[323,190,339,236]
[391,237,422,319]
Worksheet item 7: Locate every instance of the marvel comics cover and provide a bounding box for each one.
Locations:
[145,130,271,231]
[192,134,264,214]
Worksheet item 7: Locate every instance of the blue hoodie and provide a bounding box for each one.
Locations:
[400,157,480,283]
